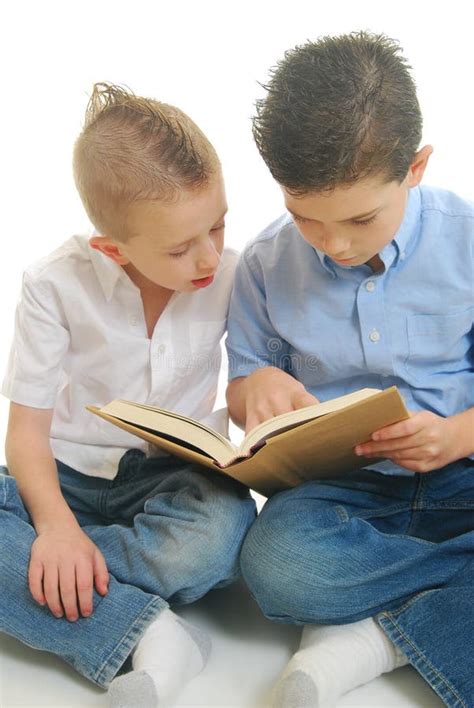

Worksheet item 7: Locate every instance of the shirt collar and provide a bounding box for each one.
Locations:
[88,238,128,301]
[313,185,422,276]
[388,184,421,264]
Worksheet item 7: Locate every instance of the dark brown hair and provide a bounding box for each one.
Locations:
[252,31,422,194]
[73,83,219,240]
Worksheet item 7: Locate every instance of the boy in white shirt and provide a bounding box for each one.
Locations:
[0,83,256,707]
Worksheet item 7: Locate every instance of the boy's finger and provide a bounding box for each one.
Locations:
[43,565,63,618]
[58,564,80,621]
[245,413,259,435]
[28,559,46,605]
[75,560,94,616]
[355,435,422,456]
[292,391,318,409]
[246,390,307,433]
[93,550,109,596]
[371,415,421,441]
[245,404,273,433]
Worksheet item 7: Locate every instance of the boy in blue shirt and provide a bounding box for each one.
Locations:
[0,83,256,707]
[226,33,473,707]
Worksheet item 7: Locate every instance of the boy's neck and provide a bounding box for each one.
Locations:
[122,263,175,338]
[122,263,174,298]
[365,255,384,272]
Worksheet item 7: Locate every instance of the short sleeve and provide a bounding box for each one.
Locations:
[225,248,289,381]
[2,272,70,408]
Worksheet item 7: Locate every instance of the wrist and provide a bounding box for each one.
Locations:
[449,409,474,460]
[32,499,79,535]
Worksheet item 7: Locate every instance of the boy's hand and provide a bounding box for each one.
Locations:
[354,411,466,473]
[29,526,109,621]
[244,366,318,434]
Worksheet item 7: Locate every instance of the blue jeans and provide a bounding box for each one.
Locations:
[240,460,474,708]
[0,450,256,688]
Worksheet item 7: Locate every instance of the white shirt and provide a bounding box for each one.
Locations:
[2,235,238,479]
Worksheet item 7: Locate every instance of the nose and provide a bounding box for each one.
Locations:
[196,237,220,273]
[320,230,350,257]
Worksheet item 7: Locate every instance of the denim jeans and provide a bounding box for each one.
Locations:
[240,459,474,708]
[0,450,256,688]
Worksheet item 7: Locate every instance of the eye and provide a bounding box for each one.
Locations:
[292,214,309,224]
[169,248,189,259]
[210,223,225,233]
[352,215,377,227]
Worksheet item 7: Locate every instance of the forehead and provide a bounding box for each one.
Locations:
[125,177,227,245]
[282,177,400,220]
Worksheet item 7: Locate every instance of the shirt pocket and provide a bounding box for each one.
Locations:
[404,308,473,382]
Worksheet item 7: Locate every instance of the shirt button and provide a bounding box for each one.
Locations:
[365,280,376,292]
[369,329,381,342]
[156,344,166,355]
[129,315,138,326]
[400,251,406,260]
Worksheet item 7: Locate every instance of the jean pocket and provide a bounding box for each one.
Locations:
[404,308,473,382]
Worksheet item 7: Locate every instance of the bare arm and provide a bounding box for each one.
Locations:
[225,377,248,430]
[6,402,109,620]
[6,403,78,531]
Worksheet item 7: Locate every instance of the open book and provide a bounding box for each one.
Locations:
[88,386,409,496]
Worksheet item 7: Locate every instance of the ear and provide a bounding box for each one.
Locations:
[406,144,433,188]
[89,235,130,266]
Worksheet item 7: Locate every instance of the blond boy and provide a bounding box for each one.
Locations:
[0,83,255,706]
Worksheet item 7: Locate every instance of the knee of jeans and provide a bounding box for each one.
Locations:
[0,488,36,577]
[240,508,300,616]
[240,507,367,624]
[144,477,256,600]
[0,471,30,521]
[165,498,256,605]
[190,480,256,577]
[183,470,255,537]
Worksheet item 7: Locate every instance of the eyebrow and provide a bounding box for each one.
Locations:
[287,207,381,223]
[168,236,195,250]
[167,209,228,250]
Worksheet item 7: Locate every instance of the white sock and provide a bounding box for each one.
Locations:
[108,608,211,707]
[272,617,408,707]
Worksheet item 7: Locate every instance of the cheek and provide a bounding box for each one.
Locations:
[373,217,400,246]
[294,223,317,244]
[167,258,190,276]
[146,257,186,283]
[379,201,407,239]
[147,259,169,277]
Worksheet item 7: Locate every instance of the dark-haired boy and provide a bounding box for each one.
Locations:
[226,32,473,707]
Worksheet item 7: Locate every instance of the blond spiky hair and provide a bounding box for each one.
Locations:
[73,82,219,240]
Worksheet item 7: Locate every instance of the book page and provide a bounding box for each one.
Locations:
[239,388,382,455]
[99,400,237,464]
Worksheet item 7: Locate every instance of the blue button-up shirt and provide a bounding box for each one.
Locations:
[226,185,474,473]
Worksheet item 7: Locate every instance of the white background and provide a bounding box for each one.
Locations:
[1,0,473,448]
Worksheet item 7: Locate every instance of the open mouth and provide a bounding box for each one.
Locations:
[191,275,215,288]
